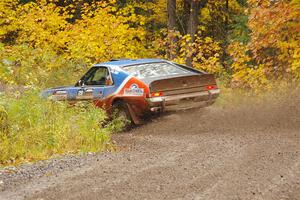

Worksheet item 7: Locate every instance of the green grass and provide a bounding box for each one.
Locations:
[0,90,121,166]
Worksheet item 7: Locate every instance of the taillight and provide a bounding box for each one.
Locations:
[151,92,164,97]
[206,85,216,90]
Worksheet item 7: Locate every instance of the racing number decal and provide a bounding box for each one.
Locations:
[76,88,94,100]
[78,89,84,96]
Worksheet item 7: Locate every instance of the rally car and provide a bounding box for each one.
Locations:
[42,59,220,124]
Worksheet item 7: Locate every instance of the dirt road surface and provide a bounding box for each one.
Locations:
[0,96,300,200]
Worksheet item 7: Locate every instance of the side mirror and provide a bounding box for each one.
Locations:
[77,80,85,87]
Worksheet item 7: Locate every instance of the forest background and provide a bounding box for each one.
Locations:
[1,0,299,89]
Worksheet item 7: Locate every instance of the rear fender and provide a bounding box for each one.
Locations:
[112,76,150,111]
[107,76,151,124]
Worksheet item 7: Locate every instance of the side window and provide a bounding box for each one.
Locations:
[82,67,113,86]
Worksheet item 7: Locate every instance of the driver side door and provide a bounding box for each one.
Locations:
[75,66,113,101]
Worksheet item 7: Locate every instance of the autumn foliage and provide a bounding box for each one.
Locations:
[0,0,299,89]
[228,0,300,89]
[0,0,153,86]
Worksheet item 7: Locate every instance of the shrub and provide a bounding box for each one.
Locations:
[0,90,119,166]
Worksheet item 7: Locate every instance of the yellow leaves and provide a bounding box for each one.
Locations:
[200,7,211,22]
[227,42,271,89]
[0,0,298,90]
[0,0,18,39]
[3,2,69,51]
[65,4,150,64]
[0,1,153,86]
[231,64,269,90]
[159,31,223,75]
[189,36,223,74]
[291,48,300,79]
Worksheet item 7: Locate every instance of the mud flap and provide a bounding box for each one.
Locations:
[126,103,143,125]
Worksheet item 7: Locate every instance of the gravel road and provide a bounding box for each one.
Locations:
[0,95,300,200]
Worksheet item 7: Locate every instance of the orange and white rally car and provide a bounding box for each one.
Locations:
[42,59,220,124]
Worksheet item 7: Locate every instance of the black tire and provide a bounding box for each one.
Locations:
[112,101,132,127]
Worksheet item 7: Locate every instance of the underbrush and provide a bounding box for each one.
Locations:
[213,83,300,131]
[0,90,122,166]
[215,81,300,108]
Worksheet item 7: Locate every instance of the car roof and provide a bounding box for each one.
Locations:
[93,58,168,68]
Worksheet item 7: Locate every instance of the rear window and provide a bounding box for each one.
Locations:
[122,62,189,79]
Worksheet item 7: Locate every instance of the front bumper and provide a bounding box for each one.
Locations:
[146,89,220,112]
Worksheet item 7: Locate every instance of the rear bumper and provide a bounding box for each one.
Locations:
[146,89,220,112]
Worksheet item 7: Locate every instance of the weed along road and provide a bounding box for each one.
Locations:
[0,100,300,200]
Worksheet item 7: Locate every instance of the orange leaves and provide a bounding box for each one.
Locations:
[227,0,300,89]
[249,1,296,54]
[247,0,300,78]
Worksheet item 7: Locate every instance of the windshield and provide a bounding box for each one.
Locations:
[122,62,190,79]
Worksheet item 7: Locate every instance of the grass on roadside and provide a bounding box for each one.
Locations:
[0,90,122,166]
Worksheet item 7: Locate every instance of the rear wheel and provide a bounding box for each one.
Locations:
[112,101,132,128]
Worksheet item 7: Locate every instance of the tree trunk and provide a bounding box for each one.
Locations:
[187,0,200,42]
[221,0,229,69]
[167,0,176,31]
[225,0,229,34]
[185,0,208,67]
[167,0,177,59]
[182,0,191,34]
